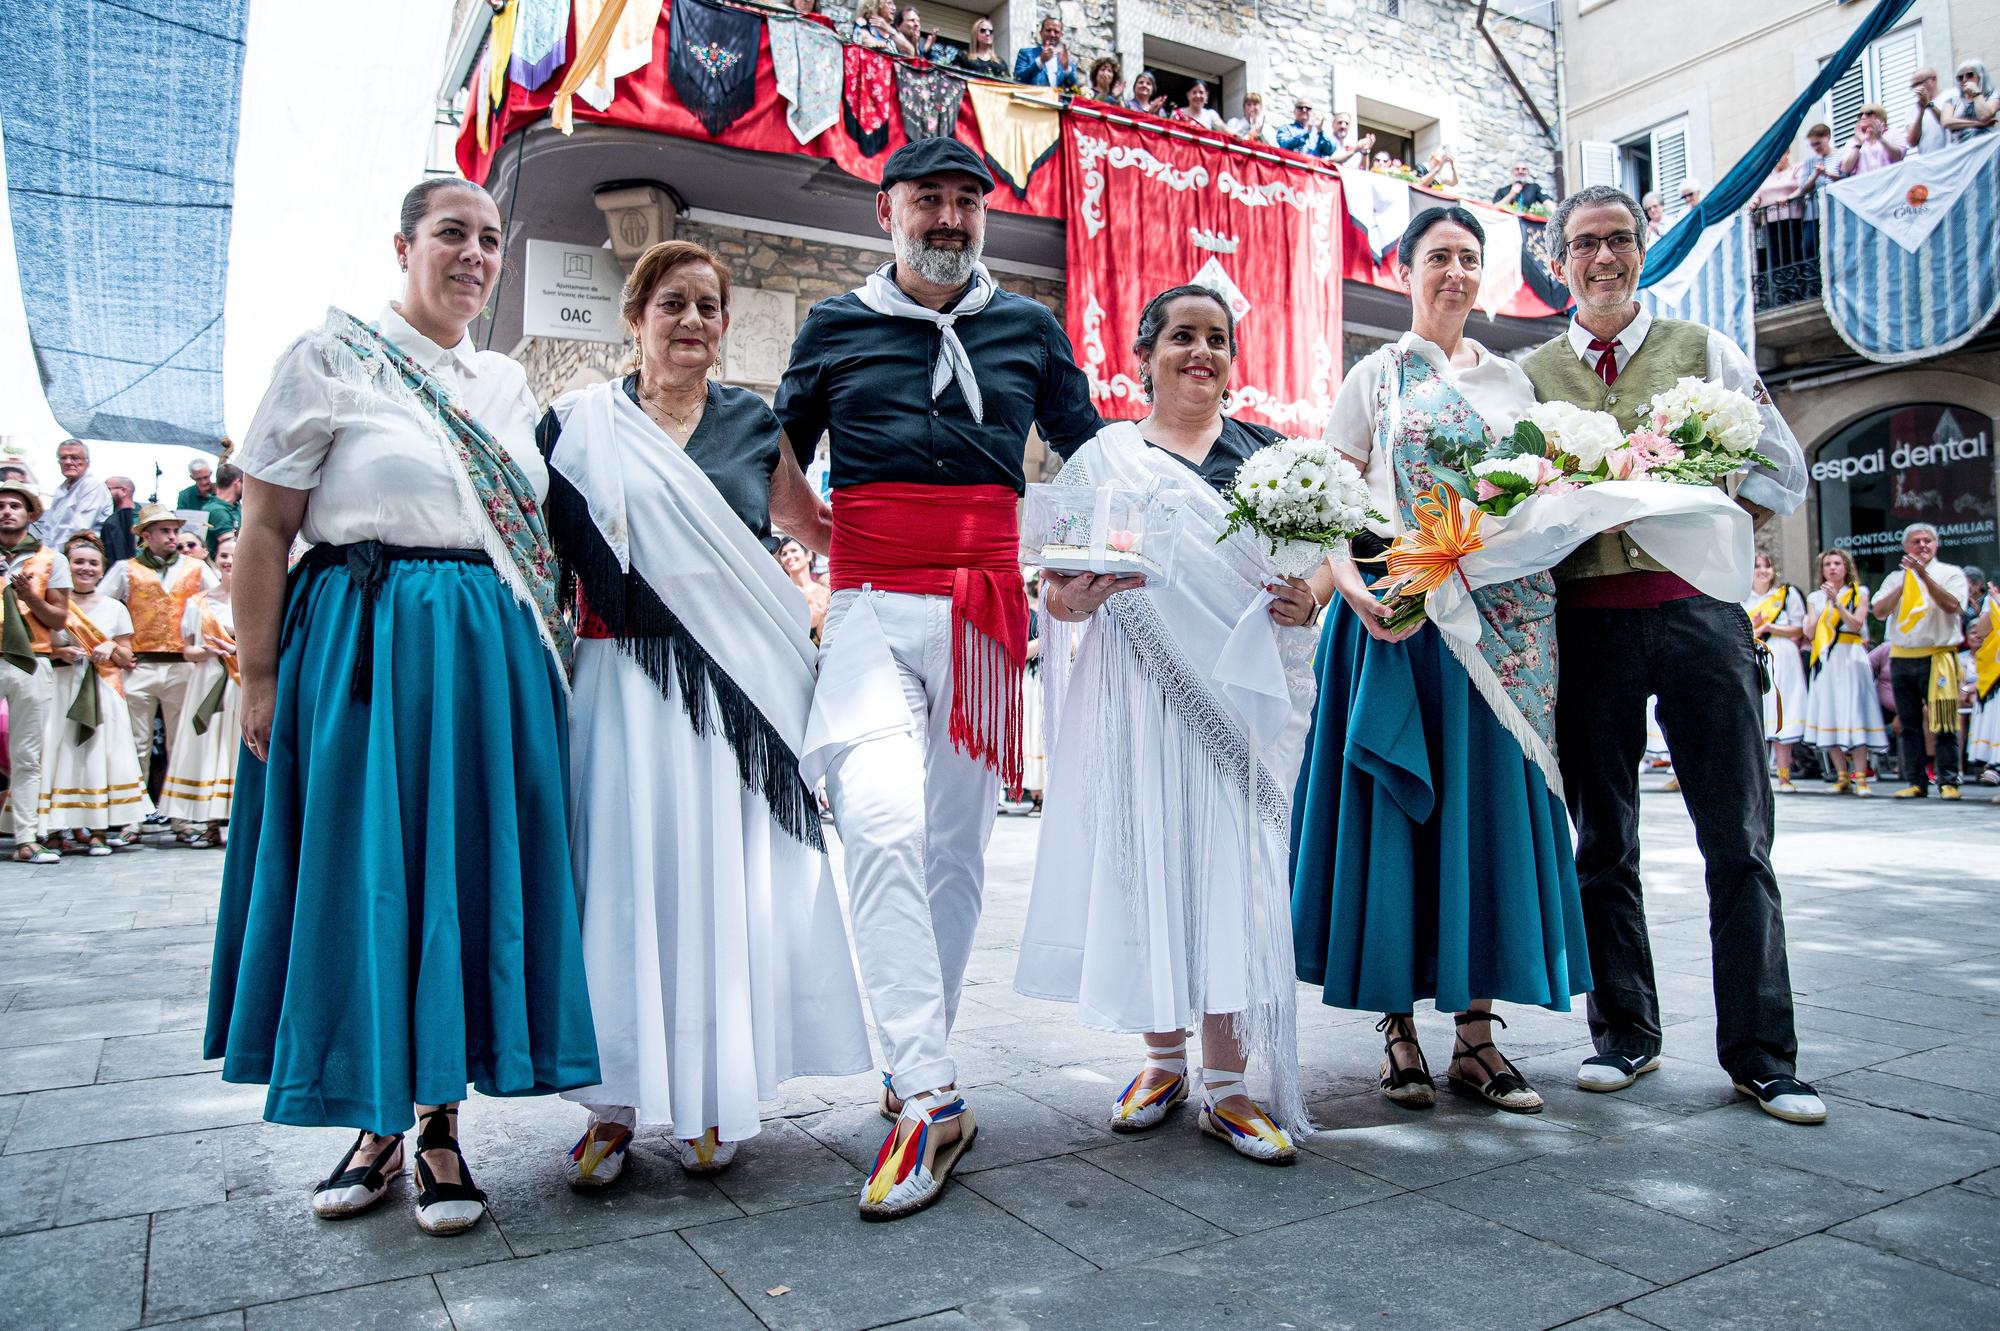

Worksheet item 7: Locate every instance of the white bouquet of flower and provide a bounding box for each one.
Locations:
[1515,400,1626,472]
[1219,436,1382,574]
[1601,376,1773,485]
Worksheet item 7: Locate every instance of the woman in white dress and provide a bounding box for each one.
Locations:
[42,533,149,853]
[1743,552,1808,792]
[160,533,238,845]
[541,240,870,1187]
[1802,547,1885,795]
[1020,285,1323,1162]
[1964,584,2000,772]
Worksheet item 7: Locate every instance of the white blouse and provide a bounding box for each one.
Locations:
[67,591,133,642]
[1805,587,1870,647]
[1322,332,1538,536]
[235,304,545,549]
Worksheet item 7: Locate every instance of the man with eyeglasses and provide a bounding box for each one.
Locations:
[1276,98,1337,158]
[1522,185,1823,1127]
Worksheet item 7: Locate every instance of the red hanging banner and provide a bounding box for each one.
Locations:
[1063,113,1345,436]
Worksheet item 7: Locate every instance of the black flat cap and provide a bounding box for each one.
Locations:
[879,137,995,193]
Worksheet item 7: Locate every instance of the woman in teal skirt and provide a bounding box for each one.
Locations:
[1291,207,1590,1114]
[207,179,598,1235]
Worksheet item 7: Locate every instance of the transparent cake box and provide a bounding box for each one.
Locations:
[1020,482,1180,584]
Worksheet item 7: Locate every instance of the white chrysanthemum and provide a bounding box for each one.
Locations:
[1524,401,1623,469]
[1648,377,1761,456]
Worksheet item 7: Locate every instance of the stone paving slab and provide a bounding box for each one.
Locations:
[0,791,1996,1328]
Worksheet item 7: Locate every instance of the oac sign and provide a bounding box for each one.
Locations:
[523,240,624,345]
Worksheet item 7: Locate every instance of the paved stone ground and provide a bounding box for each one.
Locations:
[3,778,1999,1330]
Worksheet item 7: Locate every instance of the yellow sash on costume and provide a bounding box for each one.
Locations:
[1747,585,1787,637]
[125,560,204,654]
[1975,597,2000,703]
[62,604,124,696]
[1895,569,1929,636]
[1810,584,1861,669]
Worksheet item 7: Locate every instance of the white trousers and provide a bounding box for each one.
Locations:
[0,658,53,841]
[823,590,999,1098]
[124,661,193,787]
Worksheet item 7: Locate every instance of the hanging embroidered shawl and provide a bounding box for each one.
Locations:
[1379,349,1562,795]
[311,308,571,680]
[843,43,896,157]
[768,11,842,144]
[544,381,824,847]
[669,0,761,137]
[509,0,570,91]
[1036,422,1318,1137]
[897,62,965,142]
[965,80,1060,197]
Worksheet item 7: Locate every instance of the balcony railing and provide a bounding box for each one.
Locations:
[1751,202,1822,312]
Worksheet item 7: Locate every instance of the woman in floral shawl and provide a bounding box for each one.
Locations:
[1290,208,1590,1116]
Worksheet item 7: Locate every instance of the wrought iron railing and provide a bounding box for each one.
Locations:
[1751,202,1823,311]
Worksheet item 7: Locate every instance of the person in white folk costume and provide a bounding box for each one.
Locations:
[0,482,72,864]
[41,533,148,853]
[1873,523,1968,799]
[1803,547,1885,795]
[158,533,238,845]
[1743,551,1808,793]
[99,504,218,836]
[1964,581,2000,774]
[540,239,869,1188]
[1019,286,1323,1161]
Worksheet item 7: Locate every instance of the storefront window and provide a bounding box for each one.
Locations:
[1811,403,1996,585]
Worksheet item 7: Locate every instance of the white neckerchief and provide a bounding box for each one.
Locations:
[853,261,996,423]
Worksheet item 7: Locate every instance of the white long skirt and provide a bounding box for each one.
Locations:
[562,641,872,1140]
[40,666,152,832]
[1968,690,2000,764]
[1804,642,1888,751]
[1020,664,1047,794]
[158,660,238,822]
[1763,639,1807,742]
[1015,628,1314,1037]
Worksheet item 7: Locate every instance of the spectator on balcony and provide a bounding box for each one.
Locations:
[1086,56,1123,104]
[1640,191,1668,241]
[1676,177,1705,210]
[1228,90,1276,145]
[1839,104,1904,175]
[1946,60,1997,142]
[851,0,905,55]
[1276,97,1338,157]
[1492,161,1547,210]
[1416,145,1459,191]
[1014,15,1080,91]
[789,0,838,31]
[1905,67,1951,156]
[1174,80,1227,133]
[952,17,1007,80]
[1751,150,1806,275]
[895,7,937,60]
[1329,112,1373,166]
[1125,70,1168,115]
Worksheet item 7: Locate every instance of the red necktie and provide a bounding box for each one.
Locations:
[1587,337,1620,386]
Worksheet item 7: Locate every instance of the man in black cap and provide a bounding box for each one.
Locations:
[773,136,1101,1220]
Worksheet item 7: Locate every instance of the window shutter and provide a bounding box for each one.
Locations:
[1824,56,1867,136]
[1577,140,1620,190]
[1652,121,1690,216]
[1870,25,1924,111]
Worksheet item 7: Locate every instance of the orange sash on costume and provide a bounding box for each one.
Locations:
[18,548,57,655]
[195,596,238,685]
[62,604,125,696]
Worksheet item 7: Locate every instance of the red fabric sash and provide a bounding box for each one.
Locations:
[830,482,1025,786]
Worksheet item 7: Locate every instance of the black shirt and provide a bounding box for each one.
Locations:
[1492,180,1546,210]
[99,508,136,563]
[535,377,783,539]
[773,283,1102,493]
[1143,417,1282,494]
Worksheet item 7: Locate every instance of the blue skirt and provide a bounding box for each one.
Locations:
[205,557,599,1134]
[1290,607,1590,1014]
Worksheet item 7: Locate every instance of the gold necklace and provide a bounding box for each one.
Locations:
[642,384,706,434]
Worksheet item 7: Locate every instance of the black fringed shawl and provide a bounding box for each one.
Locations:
[536,407,825,851]
[669,0,763,138]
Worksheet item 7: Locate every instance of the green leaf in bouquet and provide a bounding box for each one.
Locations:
[1427,463,1475,503]
[1507,419,1548,456]
[1670,411,1707,447]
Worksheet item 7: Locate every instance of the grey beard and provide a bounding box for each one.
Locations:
[895,229,981,287]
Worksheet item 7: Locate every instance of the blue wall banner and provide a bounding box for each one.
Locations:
[0,1,250,447]
[1821,135,2000,365]
[1640,210,1755,357]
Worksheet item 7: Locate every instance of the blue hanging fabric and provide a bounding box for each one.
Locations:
[1639,0,1916,290]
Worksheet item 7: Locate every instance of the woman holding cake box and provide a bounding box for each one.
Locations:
[1018,285,1336,1162]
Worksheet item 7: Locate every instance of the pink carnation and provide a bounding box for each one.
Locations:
[1544,479,1582,495]
[1604,445,1650,480]
[1475,479,1505,502]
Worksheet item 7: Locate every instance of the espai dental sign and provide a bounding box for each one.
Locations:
[1812,430,1989,484]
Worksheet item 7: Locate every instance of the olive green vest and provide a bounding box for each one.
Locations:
[1522,317,1710,582]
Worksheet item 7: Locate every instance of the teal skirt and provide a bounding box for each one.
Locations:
[205,557,599,1134]
[1290,608,1590,1014]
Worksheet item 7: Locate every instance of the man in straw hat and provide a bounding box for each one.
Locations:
[99,505,217,824]
[0,480,74,862]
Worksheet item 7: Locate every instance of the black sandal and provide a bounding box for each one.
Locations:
[411,1108,487,1236]
[310,1131,403,1219]
[1376,1014,1435,1108]
[1448,1012,1543,1114]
